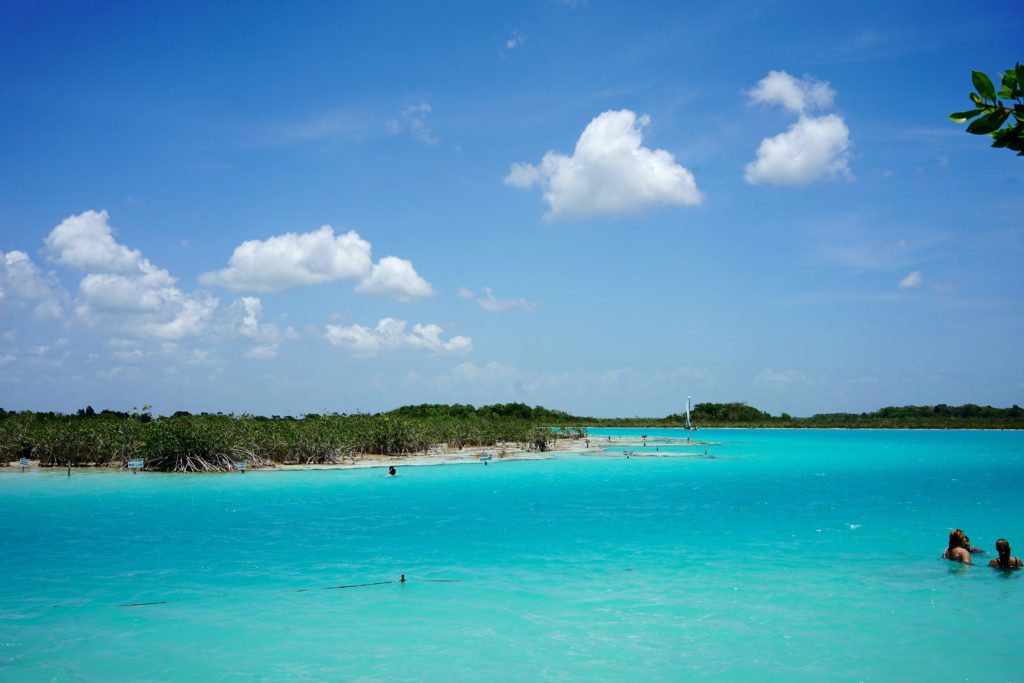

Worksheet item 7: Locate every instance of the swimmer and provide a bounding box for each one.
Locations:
[987,539,1023,570]
[962,534,985,554]
[388,466,396,476]
[400,574,407,583]
[942,529,972,564]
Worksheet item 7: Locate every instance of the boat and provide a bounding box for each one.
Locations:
[684,396,697,431]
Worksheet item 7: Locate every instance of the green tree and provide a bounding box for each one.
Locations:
[950,63,1024,155]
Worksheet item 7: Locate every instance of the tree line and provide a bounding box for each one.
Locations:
[0,408,584,472]
[1,401,1020,472]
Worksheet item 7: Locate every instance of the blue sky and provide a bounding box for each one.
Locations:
[0,0,1021,417]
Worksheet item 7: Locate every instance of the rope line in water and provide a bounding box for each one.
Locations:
[320,581,394,591]
[116,576,461,604]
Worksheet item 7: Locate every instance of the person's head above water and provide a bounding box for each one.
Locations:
[988,538,1022,569]
[949,529,967,551]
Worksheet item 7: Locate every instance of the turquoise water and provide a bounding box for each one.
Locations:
[1,429,1023,681]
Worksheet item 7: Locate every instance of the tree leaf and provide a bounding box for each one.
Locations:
[966,108,1010,135]
[948,109,981,122]
[991,127,1014,147]
[972,70,997,101]
[1016,63,1024,90]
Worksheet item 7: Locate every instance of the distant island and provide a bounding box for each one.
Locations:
[1,402,1021,472]
[388,401,1024,429]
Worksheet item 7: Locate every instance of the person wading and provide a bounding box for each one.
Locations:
[987,538,1023,569]
[942,529,972,564]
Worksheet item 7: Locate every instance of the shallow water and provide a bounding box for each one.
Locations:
[1,429,1022,681]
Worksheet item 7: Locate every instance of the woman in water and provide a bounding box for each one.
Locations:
[943,529,972,564]
[962,534,984,554]
[987,539,1023,569]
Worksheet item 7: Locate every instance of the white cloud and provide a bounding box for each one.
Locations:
[245,343,279,360]
[0,353,15,366]
[225,296,298,343]
[744,71,852,186]
[384,103,439,144]
[232,296,263,338]
[74,271,217,340]
[200,225,373,292]
[324,317,472,357]
[505,31,526,51]
[744,114,851,186]
[201,226,431,302]
[504,163,542,189]
[43,209,144,273]
[24,337,70,368]
[158,342,219,367]
[78,266,175,312]
[747,71,835,114]
[505,109,702,219]
[459,286,537,312]
[131,294,219,340]
[899,270,923,289]
[43,210,218,340]
[0,250,67,320]
[355,256,435,301]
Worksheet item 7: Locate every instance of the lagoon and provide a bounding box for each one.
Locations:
[1,428,1022,681]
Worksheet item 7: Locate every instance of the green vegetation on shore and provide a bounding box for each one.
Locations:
[1,402,1020,472]
[0,406,584,472]
[391,401,1024,429]
[577,402,1024,429]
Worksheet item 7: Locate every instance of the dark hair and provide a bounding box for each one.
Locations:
[948,529,966,553]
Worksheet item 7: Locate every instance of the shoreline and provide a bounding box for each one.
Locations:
[5,427,1018,474]
[576,426,1024,431]
[1,436,726,474]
